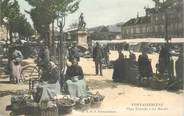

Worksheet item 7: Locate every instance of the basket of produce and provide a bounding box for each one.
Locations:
[7,91,33,115]
[150,75,169,90]
[75,96,91,111]
[56,96,75,114]
[40,105,58,116]
[140,76,153,87]
[25,101,40,116]
[90,92,105,108]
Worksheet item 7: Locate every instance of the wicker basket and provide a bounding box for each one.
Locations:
[90,93,104,108]
[40,107,58,116]
[140,77,150,87]
[25,102,40,115]
[75,97,91,111]
[56,97,75,114]
[150,78,169,90]
[90,100,102,108]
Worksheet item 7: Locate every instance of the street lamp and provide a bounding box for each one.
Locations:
[56,11,65,71]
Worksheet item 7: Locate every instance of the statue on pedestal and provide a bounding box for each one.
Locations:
[78,13,86,31]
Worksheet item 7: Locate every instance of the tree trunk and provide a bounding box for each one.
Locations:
[9,28,13,44]
[51,20,56,57]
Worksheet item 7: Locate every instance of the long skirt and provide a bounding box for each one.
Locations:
[37,81,61,102]
[65,79,88,98]
[10,61,21,83]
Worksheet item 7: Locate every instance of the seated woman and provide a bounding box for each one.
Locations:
[64,58,88,98]
[34,61,60,102]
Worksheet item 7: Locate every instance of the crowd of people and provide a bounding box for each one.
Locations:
[33,44,89,102]
[112,44,183,89]
[6,42,183,103]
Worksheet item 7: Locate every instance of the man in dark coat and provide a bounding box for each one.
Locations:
[112,52,126,82]
[93,43,104,76]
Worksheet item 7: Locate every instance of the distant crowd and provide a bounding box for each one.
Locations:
[6,42,184,92]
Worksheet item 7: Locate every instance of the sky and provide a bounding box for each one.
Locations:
[18,0,155,29]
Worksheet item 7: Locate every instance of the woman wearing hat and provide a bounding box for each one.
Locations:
[64,58,88,97]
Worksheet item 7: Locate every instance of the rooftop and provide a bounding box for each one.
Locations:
[123,16,151,26]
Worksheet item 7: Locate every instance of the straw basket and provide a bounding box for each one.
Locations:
[90,93,104,108]
[40,107,58,116]
[150,77,169,90]
[75,97,91,111]
[25,102,40,115]
[56,97,75,114]
[140,77,150,87]
[90,100,102,108]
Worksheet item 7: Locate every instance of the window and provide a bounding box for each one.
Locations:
[131,28,134,34]
[162,15,165,21]
[142,27,146,33]
[161,25,165,32]
[126,29,129,34]
[136,27,140,33]
[155,25,158,32]
[155,16,159,21]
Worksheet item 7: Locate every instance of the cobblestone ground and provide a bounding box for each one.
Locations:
[0,51,183,116]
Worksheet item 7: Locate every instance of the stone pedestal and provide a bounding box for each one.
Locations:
[77,31,88,49]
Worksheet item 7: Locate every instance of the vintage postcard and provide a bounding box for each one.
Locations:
[0,0,183,116]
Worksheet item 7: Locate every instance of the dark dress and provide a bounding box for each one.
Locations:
[138,54,153,77]
[176,57,183,81]
[65,65,84,81]
[159,47,170,74]
[40,67,60,84]
[112,58,126,82]
[127,58,139,83]
[64,65,88,97]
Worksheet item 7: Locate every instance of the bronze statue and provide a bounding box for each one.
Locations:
[78,13,86,30]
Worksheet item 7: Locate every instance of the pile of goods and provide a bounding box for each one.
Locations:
[6,90,35,115]
[6,91,105,115]
[75,92,105,110]
[6,90,59,116]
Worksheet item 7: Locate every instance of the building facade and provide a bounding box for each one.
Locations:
[121,0,184,39]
